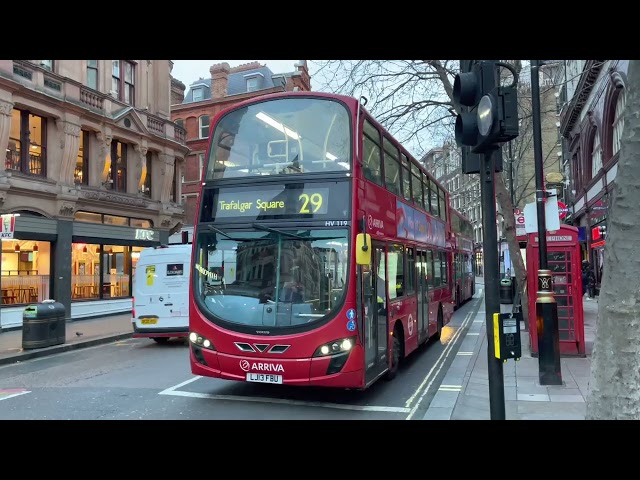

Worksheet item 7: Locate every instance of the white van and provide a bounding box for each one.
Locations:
[132,244,191,343]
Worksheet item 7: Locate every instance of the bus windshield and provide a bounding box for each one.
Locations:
[205,97,351,179]
[193,227,349,329]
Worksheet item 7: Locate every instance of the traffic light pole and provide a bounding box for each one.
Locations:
[480,148,505,420]
[530,59,562,386]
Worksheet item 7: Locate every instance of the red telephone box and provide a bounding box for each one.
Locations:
[525,225,585,357]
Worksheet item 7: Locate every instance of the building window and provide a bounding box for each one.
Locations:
[192,88,204,102]
[140,151,152,196]
[6,108,46,176]
[246,77,259,92]
[199,153,205,181]
[112,60,135,105]
[106,140,127,191]
[40,60,53,71]
[87,60,98,90]
[591,133,602,178]
[199,115,209,139]
[175,119,184,129]
[75,130,89,185]
[1,240,51,304]
[612,90,626,157]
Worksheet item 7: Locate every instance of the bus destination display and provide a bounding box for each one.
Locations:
[202,181,350,222]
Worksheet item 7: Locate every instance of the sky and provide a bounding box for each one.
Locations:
[171,60,314,88]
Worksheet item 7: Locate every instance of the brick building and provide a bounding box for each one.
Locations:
[169,61,311,241]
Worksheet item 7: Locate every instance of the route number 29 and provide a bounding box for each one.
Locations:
[298,193,323,213]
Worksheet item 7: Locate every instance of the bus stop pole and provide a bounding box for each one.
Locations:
[480,148,506,420]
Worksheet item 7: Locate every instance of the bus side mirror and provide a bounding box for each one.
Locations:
[355,233,371,265]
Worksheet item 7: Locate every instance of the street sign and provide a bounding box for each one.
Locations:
[523,190,561,233]
[0,214,18,240]
[557,201,568,220]
[514,208,526,237]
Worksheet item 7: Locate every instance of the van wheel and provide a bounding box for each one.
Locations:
[152,337,169,344]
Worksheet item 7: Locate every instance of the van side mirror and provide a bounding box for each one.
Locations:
[355,233,371,265]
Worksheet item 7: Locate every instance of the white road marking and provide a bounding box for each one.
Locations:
[456,351,473,356]
[0,389,31,401]
[159,387,410,413]
[159,376,201,394]
[404,302,476,412]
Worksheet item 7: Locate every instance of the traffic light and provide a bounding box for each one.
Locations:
[453,60,519,173]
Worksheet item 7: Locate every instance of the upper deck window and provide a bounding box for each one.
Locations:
[206,97,351,180]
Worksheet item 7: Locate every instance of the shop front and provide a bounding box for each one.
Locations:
[1,212,164,330]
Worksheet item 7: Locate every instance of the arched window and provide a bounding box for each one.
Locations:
[591,133,602,178]
[612,90,626,157]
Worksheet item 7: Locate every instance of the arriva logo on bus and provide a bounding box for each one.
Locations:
[239,360,285,373]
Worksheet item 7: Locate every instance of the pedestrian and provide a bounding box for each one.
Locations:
[582,261,595,300]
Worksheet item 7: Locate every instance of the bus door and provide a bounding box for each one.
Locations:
[363,242,389,383]
[416,249,429,343]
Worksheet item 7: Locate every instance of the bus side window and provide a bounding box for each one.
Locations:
[426,250,434,290]
[387,244,405,299]
[406,247,415,296]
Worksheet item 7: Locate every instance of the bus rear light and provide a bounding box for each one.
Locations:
[189,331,216,350]
[313,337,355,357]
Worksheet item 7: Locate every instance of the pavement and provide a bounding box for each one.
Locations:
[0,313,134,367]
[423,275,598,420]
[0,277,599,420]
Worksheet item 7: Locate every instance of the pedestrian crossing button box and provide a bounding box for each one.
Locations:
[493,312,521,361]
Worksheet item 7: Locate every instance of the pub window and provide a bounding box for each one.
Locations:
[401,153,411,202]
[362,120,383,186]
[170,164,177,202]
[74,211,102,223]
[87,60,98,90]
[112,60,135,105]
[130,218,153,228]
[103,215,128,226]
[106,140,127,192]
[75,130,89,185]
[140,151,152,196]
[6,108,47,176]
[383,137,401,196]
[387,244,405,299]
[406,247,415,295]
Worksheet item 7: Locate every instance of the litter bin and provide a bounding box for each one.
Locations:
[499,278,514,304]
[22,300,66,350]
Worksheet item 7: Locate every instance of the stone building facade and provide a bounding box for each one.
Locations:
[0,60,188,328]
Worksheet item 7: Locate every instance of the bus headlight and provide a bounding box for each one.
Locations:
[313,337,355,357]
[189,331,216,350]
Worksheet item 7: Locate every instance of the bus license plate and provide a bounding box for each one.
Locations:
[141,318,158,325]
[246,373,283,384]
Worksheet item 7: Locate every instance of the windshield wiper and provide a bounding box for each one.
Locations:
[207,225,255,242]
[251,223,344,242]
[252,223,307,240]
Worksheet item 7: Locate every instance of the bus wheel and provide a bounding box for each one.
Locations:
[385,333,401,381]
[433,307,443,340]
[152,337,169,344]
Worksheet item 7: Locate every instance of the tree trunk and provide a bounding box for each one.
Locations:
[494,172,529,329]
[585,60,640,419]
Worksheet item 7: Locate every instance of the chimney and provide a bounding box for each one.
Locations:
[210,62,231,99]
[170,76,186,104]
[291,60,311,91]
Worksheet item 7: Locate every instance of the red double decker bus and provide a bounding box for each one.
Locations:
[188,91,455,389]
[450,208,475,309]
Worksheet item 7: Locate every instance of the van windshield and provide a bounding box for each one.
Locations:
[193,227,349,329]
